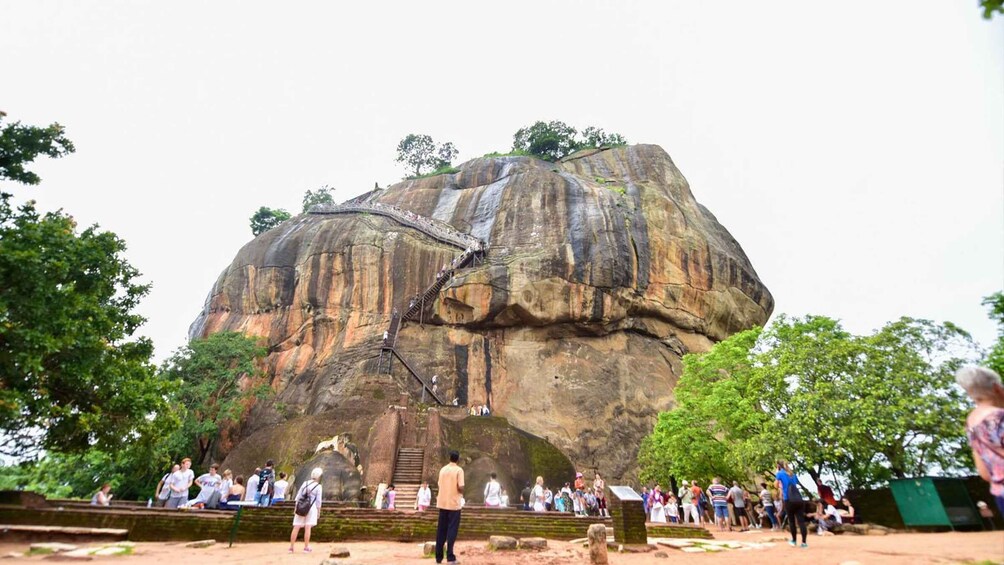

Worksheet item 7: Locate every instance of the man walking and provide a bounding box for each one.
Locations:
[728,481,749,531]
[165,458,194,509]
[435,450,464,564]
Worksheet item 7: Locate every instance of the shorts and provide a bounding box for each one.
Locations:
[714,504,729,519]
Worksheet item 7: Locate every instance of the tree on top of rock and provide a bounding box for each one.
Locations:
[249,206,291,236]
[395,134,459,177]
[511,121,627,161]
[302,185,336,212]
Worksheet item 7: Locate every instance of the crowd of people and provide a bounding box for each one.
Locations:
[141,458,291,510]
[639,464,855,547]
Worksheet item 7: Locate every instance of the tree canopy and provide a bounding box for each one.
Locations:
[158,331,270,465]
[301,185,336,212]
[983,291,1004,376]
[0,114,168,459]
[395,134,458,176]
[639,315,979,491]
[0,111,75,186]
[511,121,627,161]
[249,206,291,235]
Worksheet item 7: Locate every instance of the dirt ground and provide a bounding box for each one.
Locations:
[2,530,1002,564]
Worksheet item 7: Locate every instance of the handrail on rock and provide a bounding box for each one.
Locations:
[309,202,486,252]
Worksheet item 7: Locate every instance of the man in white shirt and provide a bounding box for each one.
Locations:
[245,467,261,503]
[165,458,194,509]
[272,472,290,504]
[816,501,842,535]
[191,464,222,508]
[728,481,749,531]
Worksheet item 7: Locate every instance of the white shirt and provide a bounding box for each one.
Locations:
[168,469,194,498]
[194,473,221,501]
[484,480,502,505]
[273,480,289,500]
[245,474,260,501]
[417,486,432,507]
[824,504,842,524]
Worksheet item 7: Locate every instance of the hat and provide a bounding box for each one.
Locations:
[576,472,583,478]
[682,480,688,485]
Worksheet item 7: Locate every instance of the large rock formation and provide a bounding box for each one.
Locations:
[195,144,772,492]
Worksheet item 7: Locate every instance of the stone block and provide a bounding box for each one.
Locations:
[43,549,93,561]
[487,535,517,550]
[680,546,706,553]
[183,539,216,548]
[587,523,608,565]
[422,542,435,555]
[654,551,669,558]
[518,537,547,550]
[30,543,77,553]
[329,546,351,558]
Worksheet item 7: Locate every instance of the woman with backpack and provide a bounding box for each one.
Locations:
[776,460,808,548]
[289,467,323,554]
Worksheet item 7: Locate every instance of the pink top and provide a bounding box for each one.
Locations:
[967,407,1004,497]
[387,490,396,509]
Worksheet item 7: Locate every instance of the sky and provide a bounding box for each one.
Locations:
[2,1,1002,362]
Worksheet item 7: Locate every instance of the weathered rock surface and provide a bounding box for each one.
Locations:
[487,535,518,550]
[200,145,772,484]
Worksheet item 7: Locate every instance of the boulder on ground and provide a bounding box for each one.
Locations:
[488,535,517,550]
[422,542,435,555]
[329,546,351,558]
[518,537,547,550]
[183,540,216,548]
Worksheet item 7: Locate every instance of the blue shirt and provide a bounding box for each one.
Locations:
[776,469,798,501]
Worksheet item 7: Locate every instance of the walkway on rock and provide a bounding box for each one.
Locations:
[309,201,485,252]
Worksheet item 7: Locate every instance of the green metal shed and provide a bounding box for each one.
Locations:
[889,477,982,530]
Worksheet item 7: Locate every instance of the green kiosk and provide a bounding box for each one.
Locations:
[889,477,982,530]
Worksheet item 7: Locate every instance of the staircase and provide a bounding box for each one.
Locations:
[391,448,425,509]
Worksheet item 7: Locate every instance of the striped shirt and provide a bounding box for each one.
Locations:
[708,484,729,505]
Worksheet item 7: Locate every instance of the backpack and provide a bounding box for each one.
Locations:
[295,481,319,517]
[781,471,803,502]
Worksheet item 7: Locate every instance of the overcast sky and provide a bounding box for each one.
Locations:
[3,1,1002,362]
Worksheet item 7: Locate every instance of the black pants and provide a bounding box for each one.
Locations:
[435,508,462,563]
[785,500,807,543]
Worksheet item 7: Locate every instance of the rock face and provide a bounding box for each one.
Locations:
[197,145,772,488]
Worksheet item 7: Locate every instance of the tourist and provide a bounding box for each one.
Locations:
[520,483,532,511]
[218,469,234,509]
[155,464,179,507]
[484,473,502,507]
[544,486,554,511]
[955,366,1004,515]
[760,482,778,529]
[273,472,289,505]
[91,483,113,506]
[224,476,246,509]
[258,460,276,507]
[246,467,261,503]
[435,450,465,564]
[165,458,194,509]
[500,489,509,508]
[707,478,730,531]
[593,472,608,517]
[288,467,323,554]
[554,490,566,512]
[776,460,808,548]
[679,480,698,524]
[649,485,665,522]
[584,490,598,516]
[641,486,650,515]
[815,499,842,535]
[386,484,397,510]
[532,476,546,512]
[690,480,706,524]
[481,404,490,416]
[728,481,749,531]
[382,330,389,345]
[417,481,432,511]
[572,487,583,516]
[190,464,223,509]
[666,493,680,523]
[838,497,856,524]
[574,472,585,492]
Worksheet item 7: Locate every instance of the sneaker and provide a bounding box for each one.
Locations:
[800,543,808,548]
[788,540,796,547]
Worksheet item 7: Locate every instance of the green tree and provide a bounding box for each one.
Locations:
[395,134,459,176]
[301,185,335,212]
[512,121,628,161]
[982,0,1003,19]
[250,206,292,235]
[0,115,168,459]
[0,111,75,186]
[639,315,979,490]
[983,291,1004,376]
[159,332,270,465]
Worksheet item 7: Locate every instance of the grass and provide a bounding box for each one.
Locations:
[482,149,537,159]
[406,165,460,180]
[26,547,54,556]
